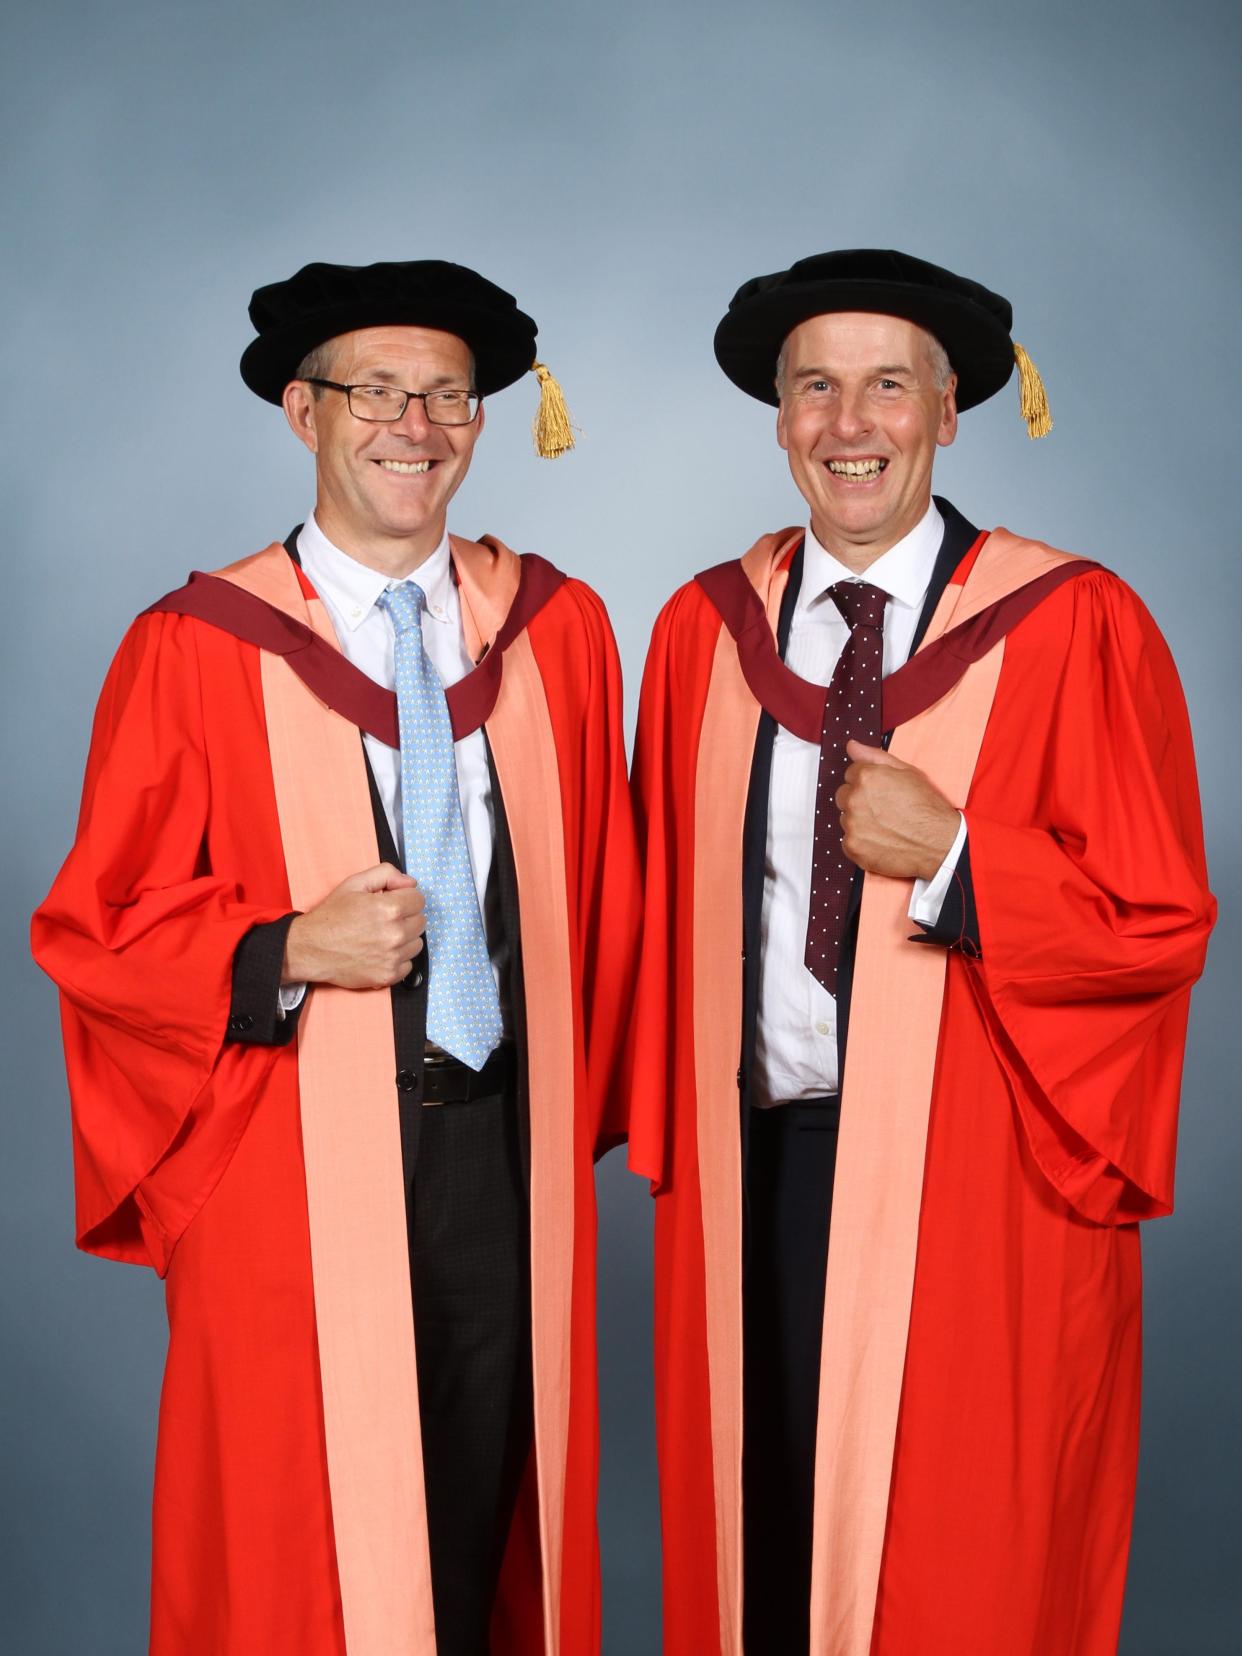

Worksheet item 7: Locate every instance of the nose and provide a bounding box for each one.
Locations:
[827,387,871,443]
[393,394,436,442]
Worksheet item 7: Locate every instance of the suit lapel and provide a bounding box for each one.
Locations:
[740,541,804,1165]
[485,736,530,1186]
[910,496,983,655]
[360,746,429,1230]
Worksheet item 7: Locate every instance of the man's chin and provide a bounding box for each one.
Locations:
[812,501,890,543]
[369,501,446,544]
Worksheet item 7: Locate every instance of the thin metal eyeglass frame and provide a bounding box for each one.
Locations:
[303,378,481,425]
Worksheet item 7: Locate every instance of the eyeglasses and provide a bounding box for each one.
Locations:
[305,378,481,426]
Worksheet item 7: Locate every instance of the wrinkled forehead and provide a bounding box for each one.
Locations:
[781,310,943,369]
[322,323,475,379]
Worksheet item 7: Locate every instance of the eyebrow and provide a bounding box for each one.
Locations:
[349,368,467,388]
[793,362,918,380]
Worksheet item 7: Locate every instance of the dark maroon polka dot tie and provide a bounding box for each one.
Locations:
[804,580,889,993]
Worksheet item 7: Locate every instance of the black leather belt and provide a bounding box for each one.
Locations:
[420,1043,517,1104]
[753,1095,841,1129]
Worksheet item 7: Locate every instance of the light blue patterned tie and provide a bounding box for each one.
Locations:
[378,581,502,1071]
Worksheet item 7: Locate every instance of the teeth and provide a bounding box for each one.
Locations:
[378,459,431,474]
[827,458,886,477]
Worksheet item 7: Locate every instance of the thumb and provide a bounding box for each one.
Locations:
[350,862,419,893]
[845,738,907,768]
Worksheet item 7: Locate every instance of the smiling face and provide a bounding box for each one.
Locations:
[282,324,483,576]
[776,311,957,571]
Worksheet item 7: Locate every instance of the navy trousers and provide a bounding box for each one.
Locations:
[409,1083,532,1656]
[743,1097,841,1656]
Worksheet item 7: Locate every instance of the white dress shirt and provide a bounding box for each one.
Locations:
[284,514,508,1023]
[753,500,966,1107]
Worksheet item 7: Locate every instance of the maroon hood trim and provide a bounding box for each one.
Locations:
[695,548,1101,740]
[145,553,567,745]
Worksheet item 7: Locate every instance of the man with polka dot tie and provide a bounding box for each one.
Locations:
[630,250,1214,1656]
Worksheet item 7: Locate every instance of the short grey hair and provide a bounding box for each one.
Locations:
[924,333,952,392]
[295,340,337,398]
[774,325,953,398]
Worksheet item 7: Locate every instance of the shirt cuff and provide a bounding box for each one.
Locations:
[277,983,308,1020]
[908,814,967,926]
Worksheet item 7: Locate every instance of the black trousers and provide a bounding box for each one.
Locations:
[742,1098,841,1656]
[409,1085,533,1656]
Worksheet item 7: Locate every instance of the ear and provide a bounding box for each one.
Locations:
[474,398,486,439]
[936,375,958,449]
[283,380,319,455]
[776,399,789,453]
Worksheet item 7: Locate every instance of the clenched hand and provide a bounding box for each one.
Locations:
[836,740,960,880]
[282,864,426,990]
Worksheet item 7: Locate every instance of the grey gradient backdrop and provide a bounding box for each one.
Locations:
[3,2,1238,1651]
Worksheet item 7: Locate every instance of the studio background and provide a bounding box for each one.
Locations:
[3,2,1237,1651]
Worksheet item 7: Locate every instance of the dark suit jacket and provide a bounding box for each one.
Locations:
[739,497,981,1146]
[224,536,529,1205]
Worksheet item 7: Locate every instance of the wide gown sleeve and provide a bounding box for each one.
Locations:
[625,596,681,1190]
[963,572,1215,1224]
[558,582,643,1159]
[32,613,294,1272]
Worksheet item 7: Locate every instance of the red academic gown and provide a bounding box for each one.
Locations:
[628,520,1215,1656]
[32,533,640,1656]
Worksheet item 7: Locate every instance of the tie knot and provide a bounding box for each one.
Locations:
[829,580,888,632]
[378,581,427,634]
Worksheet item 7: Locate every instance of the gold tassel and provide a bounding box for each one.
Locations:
[1013,342,1052,439]
[531,360,576,459]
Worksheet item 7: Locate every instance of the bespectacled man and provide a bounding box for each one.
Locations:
[34,258,640,1656]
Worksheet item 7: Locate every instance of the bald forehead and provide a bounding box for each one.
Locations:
[325,324,474,383]
[782,311,942,378]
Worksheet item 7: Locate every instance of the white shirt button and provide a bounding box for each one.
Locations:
[815,1020,831,1036]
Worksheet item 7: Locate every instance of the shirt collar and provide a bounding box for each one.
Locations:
[296,513,455,632]
[798,498,944,619]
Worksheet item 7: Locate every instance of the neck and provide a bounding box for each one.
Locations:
[312,503,447,580]
[809,495,933,575]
